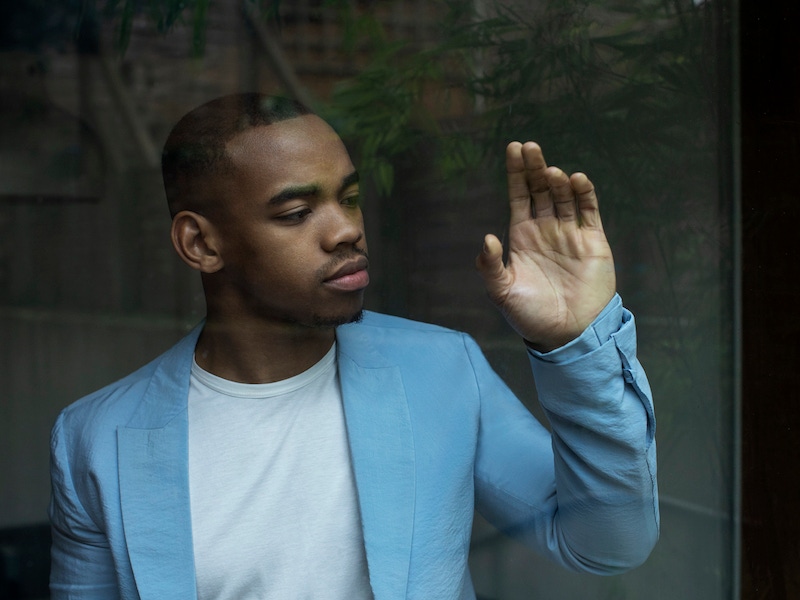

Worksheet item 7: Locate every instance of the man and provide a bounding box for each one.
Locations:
[49,94,658,599]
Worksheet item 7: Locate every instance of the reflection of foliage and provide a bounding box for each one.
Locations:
[0,0,211,55]
[327,0,719,206]
[102,0,211,55]
[322,42,438,196]
[325,0,730,464]
[322,60,485,196]
[12,0,727,462]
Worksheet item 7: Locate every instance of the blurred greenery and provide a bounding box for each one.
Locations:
[5,0,731,462]
[325,0,720,205]
[55,0,728,414]
[318,0,732,471]
[0,0,211,55]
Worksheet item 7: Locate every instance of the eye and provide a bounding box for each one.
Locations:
[341,193,361,208]
[275,208,312,223]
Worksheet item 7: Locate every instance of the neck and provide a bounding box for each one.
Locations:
[195,312,336,384]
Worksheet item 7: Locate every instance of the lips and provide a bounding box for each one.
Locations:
[323,256,370,292]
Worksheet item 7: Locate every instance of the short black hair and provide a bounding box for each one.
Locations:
[162,93,313,217]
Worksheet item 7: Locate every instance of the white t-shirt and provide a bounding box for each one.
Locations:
[188,343,374,600]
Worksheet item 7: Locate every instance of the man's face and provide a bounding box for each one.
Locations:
[208,115,369,328]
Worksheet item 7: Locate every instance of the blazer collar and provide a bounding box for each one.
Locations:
[116,317,416,599]
[117,323,201,599]
[337,320,416,599]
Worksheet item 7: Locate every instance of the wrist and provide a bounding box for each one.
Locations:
[525,294,623,360]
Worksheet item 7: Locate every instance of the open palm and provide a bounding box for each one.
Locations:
[476,142,616,352]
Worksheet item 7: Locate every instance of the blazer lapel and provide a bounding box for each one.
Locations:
[114,319,417,599]
[117,326,200,599]
[337,325,416,599]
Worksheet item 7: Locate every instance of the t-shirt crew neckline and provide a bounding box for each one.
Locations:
[190,342,337,398]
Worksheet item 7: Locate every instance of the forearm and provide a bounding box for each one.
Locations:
[474,295,658,573]
[533,295,658,570]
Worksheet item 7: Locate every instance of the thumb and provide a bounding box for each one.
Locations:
[475,234,510,295]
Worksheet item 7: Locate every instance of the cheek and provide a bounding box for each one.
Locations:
[252,244,316,286]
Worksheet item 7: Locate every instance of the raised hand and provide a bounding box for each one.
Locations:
[475,142,616,352]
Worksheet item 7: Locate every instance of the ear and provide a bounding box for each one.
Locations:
[171,210,224,273]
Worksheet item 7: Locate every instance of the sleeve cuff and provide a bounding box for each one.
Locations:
[527,294,624,364]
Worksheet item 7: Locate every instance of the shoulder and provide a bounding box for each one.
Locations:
[341,310,471,349]
[53,324,200,446]
[336,311,486,371]
[358,310,462,336]
[52,355,160,460]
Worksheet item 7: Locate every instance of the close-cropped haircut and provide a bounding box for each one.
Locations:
[162,93,313,217]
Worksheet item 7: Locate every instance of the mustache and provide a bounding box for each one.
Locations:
[316,247,369,280]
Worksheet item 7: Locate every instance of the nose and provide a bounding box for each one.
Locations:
[320,202,364,252]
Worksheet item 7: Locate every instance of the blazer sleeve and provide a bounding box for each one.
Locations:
[471,294,659,574]
[49,411,122,599]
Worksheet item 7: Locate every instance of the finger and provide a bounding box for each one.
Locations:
[571,172,602,229]
[475,234,511,299]
[520,142,553,218]
[506,142,533,226]
[546,166,578,222]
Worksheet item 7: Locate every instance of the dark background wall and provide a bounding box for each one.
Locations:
[740,0,800,597]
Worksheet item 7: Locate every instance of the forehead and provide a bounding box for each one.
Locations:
[224,115,354,188]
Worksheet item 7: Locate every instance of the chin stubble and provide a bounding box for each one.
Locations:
[311,309,364,328]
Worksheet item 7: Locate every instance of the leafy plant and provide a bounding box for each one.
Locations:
[324,0,732,471]
[327,0,719,202]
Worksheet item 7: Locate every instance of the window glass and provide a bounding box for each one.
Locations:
[0,1,734,597]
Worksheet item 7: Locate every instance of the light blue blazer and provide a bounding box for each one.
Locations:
[49,295,658,599]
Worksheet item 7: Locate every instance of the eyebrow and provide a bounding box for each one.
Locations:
[268,171,360,206]
[340,171,360,193]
